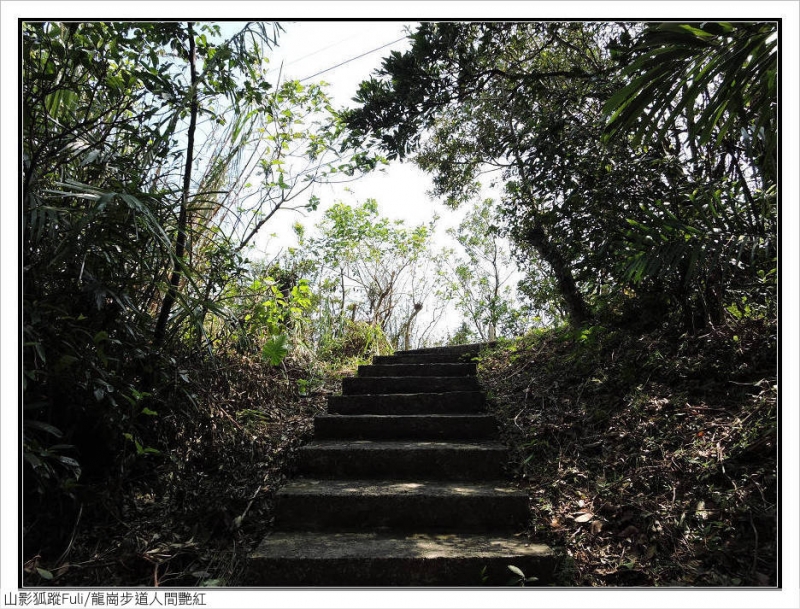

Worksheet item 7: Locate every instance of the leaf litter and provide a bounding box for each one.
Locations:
[23,349,331,587]
[478,318,777,586]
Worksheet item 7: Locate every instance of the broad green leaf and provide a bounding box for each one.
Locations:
[37,568,54,580]
[262,333,289,366]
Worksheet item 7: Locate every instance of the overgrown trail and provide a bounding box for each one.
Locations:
[23,321,777,589]
[248,344,553,586]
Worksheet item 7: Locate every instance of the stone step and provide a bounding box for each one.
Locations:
[296,440,510,480]
[342,375,480,395]
[327,391,486,415]
[372,353,473,365]
[246,338,556,587]
[395,342,495,356]
[274,479,529,531]
[248,530,554,586]
[314,414,497,440]
[358,362,477,377]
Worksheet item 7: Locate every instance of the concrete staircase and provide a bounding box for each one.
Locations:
[247,345,554,586]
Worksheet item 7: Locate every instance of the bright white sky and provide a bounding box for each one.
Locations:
[223,20,465,261]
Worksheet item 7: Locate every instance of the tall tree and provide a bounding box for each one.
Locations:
[345,22,645,325]
[302,198,445,349]
[345,21,777,331]
[153,22,199,347]
[444,198,520,340]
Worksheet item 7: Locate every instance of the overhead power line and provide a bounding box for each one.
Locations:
[299,36,407,82]
[266,33,360,75]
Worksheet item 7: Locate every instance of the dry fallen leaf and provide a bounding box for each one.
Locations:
[54,563,71,578]
[574,512,594,523]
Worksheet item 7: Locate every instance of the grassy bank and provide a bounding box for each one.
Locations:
[479,318,778,586]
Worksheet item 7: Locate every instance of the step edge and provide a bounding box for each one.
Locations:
[252,530,553,558]
[277,478,526,493]
[299,439,509,449]
[315,413,496,419]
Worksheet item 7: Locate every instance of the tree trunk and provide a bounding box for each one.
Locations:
[507,114,591,327]
[526,222,591,326]
[153,23,198,347]
[402,303,423,350]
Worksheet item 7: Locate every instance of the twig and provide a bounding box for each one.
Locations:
[685,404,733,413]
[574,379,587,408]
[57,502,83,566]
[215,405,246,433]
[506,358,535,379]
[749,512,759,574]
[513,408,526,432]
[238,469,274,528]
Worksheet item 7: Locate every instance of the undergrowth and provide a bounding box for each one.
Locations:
[22,349,347,587]
[22,317,388,587]
[479,317,778,586]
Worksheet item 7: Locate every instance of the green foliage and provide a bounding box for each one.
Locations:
[448,321,479,346]
[122,432,161,456]
[506,564,539,586]
[317,320,393,365]
[604,22,777,185]
[247,277,313,335]
[21,19,380,524]
[304,197,446,349]
[619,186,776,328]
[22,414,81,499]
[603,22,777,329]
[346,21,777,332]
[214,260,315,363]
[261,333,290,366]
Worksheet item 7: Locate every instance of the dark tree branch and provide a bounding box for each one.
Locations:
[154,22,198,348]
